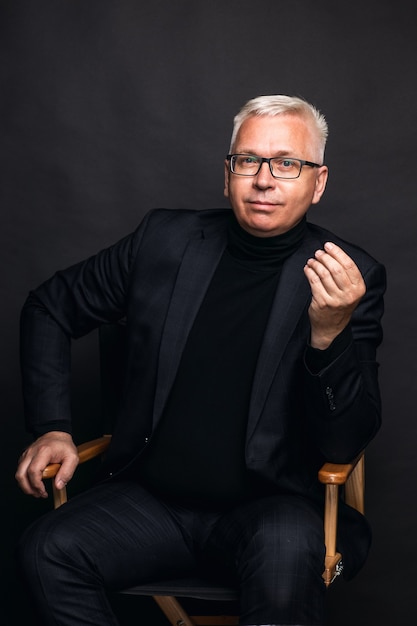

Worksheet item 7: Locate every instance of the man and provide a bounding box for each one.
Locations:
[16,95,386,626]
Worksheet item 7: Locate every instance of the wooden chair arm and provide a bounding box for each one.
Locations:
[42,435,112,480]
[319,453,365,586]
[76,434,112,462]
[319,452,365,514]
[318,452,364,485]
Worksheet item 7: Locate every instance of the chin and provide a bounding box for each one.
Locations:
[247,224,282,237]
[248,218,283,237]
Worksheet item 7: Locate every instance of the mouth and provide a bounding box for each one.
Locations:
[248,200,277,211]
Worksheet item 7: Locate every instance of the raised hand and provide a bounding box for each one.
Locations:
[303,241,366,350]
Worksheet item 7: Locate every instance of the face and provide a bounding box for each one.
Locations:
[224,114,328,237]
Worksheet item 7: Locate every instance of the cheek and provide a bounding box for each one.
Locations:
[225,179,237,204]
[291,184,317,208]
[227,177,247,203]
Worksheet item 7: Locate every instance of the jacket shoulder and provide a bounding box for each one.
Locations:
[127,208,231,259]
[306,222,383,270]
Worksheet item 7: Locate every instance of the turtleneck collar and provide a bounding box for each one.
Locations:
[227,214,307,271]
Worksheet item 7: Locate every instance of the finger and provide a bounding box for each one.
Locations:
[54,458,77,491]
[303,262,325,290]
[16,456,48,498]
[309,247,363,295]
[303,266,336,313]
[304,256,342,298]
[26,445,64,496]
[26,462,50,497]
[322,242,364,285]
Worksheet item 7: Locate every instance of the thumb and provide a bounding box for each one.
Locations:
[54,458,77,490]
[55,475,68,490]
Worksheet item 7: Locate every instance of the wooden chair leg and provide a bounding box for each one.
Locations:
[153,595,196,626]
[322,483,343,586]
[52,483,68,508]
[345,454,365,514]
[153,596,239,626]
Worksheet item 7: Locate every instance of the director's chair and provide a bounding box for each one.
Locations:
[42,322,365,626]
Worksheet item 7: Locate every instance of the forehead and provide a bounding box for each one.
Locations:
[234,113,315,157]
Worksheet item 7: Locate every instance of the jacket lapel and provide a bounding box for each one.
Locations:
[153,230,228,425]
[246,232,320,440]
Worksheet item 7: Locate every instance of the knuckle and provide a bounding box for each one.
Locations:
[27,465,38,480]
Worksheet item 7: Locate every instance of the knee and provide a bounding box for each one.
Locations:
[18,512,79,579]
[238,501,326,624]
[240,499,325,572]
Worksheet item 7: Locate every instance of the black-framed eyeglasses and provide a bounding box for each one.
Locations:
[226,154,322,179]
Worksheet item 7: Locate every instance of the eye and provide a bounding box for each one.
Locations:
[234,155,261,170]
[241,155,260,165]
[280,159,296,169]
[272,158,299,173]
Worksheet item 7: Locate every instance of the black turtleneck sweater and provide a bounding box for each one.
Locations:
[138,216,307,506]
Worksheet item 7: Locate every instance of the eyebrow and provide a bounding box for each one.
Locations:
[234,149,293,157]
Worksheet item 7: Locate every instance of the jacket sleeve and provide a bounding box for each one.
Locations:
[20,221,146,438]
[302,260,386,463]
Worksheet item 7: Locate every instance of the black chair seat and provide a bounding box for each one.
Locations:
[121,577,238,601]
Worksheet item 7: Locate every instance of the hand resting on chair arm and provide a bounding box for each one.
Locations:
[15,431,78,499]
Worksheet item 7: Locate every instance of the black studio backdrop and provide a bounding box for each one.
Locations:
[1,1,417,624]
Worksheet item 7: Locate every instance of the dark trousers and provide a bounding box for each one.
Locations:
[18,481,326,625]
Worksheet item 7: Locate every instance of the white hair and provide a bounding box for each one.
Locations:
[229,95,328,163]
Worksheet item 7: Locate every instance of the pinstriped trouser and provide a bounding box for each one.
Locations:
[18,481,326,625]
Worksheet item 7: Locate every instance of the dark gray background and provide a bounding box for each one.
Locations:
[1,1,416,624]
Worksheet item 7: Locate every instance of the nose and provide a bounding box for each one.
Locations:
[254,160,275,188]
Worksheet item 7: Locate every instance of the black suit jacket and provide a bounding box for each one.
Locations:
[21,208,386,577]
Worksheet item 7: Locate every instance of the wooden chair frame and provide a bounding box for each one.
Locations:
[42,437,364,626]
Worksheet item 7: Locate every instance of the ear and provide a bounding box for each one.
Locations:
[224,159,230,199]
[311,165,328,205]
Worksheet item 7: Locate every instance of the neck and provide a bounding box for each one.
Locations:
[227,215,306,270]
